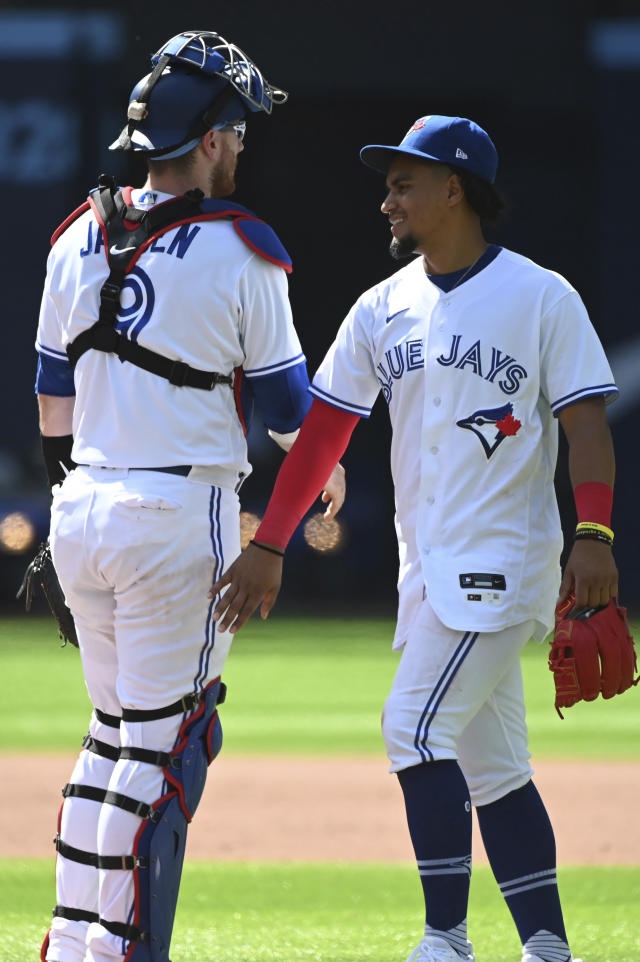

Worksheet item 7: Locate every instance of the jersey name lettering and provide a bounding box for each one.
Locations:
[80,221,201,260]
[437,333,528,396]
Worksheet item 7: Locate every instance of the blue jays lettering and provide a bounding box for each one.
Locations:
[376,333,528,404]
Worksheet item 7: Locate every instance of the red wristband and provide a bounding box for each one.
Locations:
[574,481,613,527]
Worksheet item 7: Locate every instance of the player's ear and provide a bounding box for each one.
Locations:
[446,172,465,208]
[201,130,220,160]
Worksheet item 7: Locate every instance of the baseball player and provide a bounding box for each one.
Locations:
[34,29,343,962]
[211,115,620,962]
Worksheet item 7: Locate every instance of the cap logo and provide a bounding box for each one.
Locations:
[455,147,468,159]
[411,119,426,131]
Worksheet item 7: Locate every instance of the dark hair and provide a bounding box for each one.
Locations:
[446,165,506,226]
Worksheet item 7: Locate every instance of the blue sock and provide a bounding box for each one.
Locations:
[397,760,472,938]
[476,780,568,947]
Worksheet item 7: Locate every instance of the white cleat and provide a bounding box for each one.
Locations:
[407,935,475,962]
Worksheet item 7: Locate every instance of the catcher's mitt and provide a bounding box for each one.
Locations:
[17,541,78,648]
[549,595,638,717]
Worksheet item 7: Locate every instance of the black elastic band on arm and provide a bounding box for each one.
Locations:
[41,434,75,488]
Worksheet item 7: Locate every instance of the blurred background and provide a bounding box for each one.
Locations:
[0,0,638,616]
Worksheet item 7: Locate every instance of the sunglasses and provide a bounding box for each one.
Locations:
[223,121,246,142]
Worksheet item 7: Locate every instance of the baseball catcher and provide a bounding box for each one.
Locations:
[33,27,344,962]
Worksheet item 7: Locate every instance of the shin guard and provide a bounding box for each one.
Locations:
[101,677,225,962]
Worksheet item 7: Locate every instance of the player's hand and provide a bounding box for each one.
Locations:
[321,461,346,519]
[209,542,283,634]
[557,539,619,609]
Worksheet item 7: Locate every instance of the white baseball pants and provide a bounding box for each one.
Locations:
[382,597,536,806]
[47,466,240,962]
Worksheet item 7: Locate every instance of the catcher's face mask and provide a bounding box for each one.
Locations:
[110,29,287,159]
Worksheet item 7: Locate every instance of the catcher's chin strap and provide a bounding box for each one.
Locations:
[66,175,232,391]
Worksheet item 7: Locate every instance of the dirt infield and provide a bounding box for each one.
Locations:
[2,755,639,864]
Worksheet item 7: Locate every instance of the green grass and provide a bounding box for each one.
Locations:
[1,859,638,962]
[1,616,639,758]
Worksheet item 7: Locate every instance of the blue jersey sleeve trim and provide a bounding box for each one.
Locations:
[310,384,372,418]
[36,341,68,360]
[551,384,618,415]
[36,352,75,397]
[244,353,305,377]
[250,363,312,433]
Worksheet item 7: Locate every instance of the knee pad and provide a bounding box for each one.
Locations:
[104,676,225,962]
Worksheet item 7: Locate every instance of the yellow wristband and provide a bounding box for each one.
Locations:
[575,521,614,542]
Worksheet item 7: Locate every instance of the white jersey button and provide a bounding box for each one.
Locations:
[426,495,435,505]
[430,445,439,455]
[433,396,441,406]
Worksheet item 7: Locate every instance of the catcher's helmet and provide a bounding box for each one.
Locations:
[110,30,288,159]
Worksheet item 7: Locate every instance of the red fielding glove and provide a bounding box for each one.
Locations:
[549,594,638,718]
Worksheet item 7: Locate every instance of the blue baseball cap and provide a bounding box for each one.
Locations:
[360,115,498,184]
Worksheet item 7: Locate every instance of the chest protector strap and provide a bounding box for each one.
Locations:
[66,175,233,391]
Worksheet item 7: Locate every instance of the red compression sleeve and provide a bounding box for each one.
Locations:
[574,481,613,526]
[255,398,360,550]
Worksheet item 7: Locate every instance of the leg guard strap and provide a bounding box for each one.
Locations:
[82,733,120,761]
[54,835,148,871]
[94,708,121,728]
[53,904,99,924]
[62,783,161,821]
[119,747,176,768]
[121,682,226,723]
[100,918,147,943]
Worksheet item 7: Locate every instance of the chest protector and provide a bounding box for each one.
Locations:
[56,175,292,390]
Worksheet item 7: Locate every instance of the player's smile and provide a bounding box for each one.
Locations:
[389,215,407,232]
[381,155,453,256]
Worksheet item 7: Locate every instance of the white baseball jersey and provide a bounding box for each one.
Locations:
[311,249,617,647]
[36,188,306,490]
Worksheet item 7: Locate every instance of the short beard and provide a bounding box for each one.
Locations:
[389,233,418,260]
[209,143,238,198]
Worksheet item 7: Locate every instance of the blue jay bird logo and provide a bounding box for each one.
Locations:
[456,402,521,459]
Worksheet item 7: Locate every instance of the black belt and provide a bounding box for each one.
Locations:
[82,465,192,477]
[132,466,191,476]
